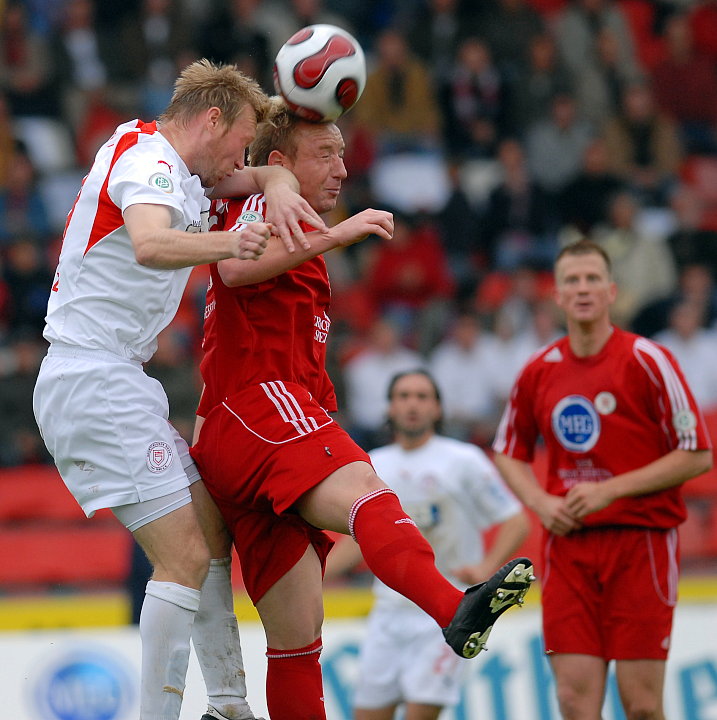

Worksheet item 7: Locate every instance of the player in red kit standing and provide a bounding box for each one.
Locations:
[492,239,713,720]
[191,98,535,720]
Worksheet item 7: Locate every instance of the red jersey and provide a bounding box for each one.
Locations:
[493,327,712,529]
[197,193,336,418]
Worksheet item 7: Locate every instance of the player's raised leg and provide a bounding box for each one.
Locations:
[442,556,535,657]
[296,461,535,657]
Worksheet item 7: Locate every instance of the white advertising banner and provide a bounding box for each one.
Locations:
[1,605,716,720]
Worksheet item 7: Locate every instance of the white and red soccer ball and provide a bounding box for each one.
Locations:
[273,24,367,123]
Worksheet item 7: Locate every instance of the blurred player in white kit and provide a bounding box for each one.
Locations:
[32,59,326,720]
[326,369,529,720]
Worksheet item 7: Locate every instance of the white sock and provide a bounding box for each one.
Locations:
[192,558,255,720]
[139,580,201,720]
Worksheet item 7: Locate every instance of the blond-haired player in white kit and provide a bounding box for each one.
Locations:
[32,59,327,720]
[326,369,530,720]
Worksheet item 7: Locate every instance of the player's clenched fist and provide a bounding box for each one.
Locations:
[233,222,273,260]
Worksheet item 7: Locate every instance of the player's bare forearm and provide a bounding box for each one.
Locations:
[493,454,545,511]
[125,204,268,268]
[565,448,713,518]
[218,209,393,286]
[482,510,530,569]
[493,453,581,535]
[132,228,267,269]
[332,209,393,248]
[218,232,334,286]
[453,510,530,584]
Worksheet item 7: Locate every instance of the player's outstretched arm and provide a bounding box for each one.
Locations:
[218,208,393,287]
[124,203,269,269]
[329,209,394,248]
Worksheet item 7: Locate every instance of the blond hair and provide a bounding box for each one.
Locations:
[249,96,330,166]
[159,59,270,130]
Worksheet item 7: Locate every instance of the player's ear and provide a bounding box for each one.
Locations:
[608,280,618,303]
[205,106,222,130]
[552,281,561,306]
[267,149,288,167]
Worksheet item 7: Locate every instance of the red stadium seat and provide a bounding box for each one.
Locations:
[0,465,129,590]
[0,524,131,586]
[0,464,117,522]
[0,465,84,521]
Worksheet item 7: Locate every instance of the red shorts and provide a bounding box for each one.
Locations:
[191,381,371,603]
[542,526,678,660]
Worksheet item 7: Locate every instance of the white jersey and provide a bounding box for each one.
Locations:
[44,119,210,363]
[368,434,521,613]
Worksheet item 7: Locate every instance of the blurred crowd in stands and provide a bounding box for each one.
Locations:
[3,0,717,467]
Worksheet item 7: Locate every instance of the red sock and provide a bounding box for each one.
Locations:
[266,637,326,720]
[350,489,463,627]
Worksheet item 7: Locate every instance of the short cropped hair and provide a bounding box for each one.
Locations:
[555,239,612,275]
[159,59,270,130]
[249,96,330,166]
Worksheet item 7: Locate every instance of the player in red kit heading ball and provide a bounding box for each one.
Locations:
[191,97,535,720]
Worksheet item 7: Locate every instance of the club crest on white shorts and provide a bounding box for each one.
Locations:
[146,441,173,473]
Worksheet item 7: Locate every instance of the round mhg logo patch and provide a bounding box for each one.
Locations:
[551,395,600,452]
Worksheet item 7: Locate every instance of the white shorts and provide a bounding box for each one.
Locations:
[33,344,200,518]
[353,605,469,709]
[112,487,193,532]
